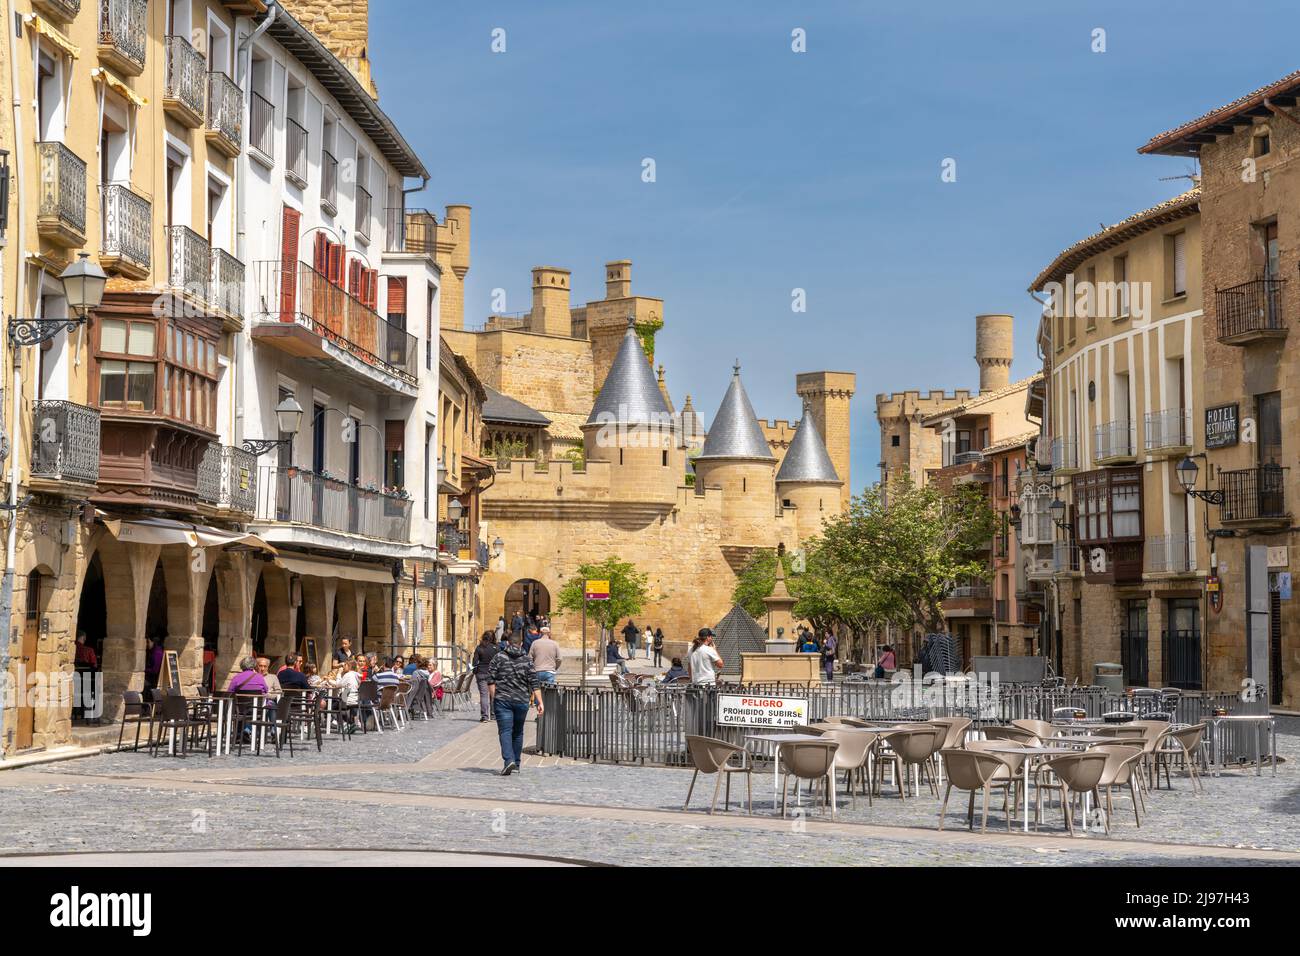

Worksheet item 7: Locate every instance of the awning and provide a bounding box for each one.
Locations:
[91,67,147,108]
[25,14,81,59]
[274,553,395,585]
[102,516,276,553]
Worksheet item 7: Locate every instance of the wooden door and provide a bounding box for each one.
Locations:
[16,576,40,749]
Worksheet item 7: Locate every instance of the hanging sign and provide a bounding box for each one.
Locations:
[1205,404,1239,449]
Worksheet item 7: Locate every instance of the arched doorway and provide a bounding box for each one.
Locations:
[202,575,219,693]
[74,555,107,725]
[504,579,551,623]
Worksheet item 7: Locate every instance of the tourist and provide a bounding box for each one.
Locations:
[74,630,98,669]
[643,625,654,659]
[392,655,406,675]
[688,629,723,685]
[652,627,665,667]
[333,638,352,666]
[257,657,282,700]
[529,626,561,686]
[510,610,525,641]
[605,638,629,675]
[874,644,896,679]
[145,638,165,690]
[227,657,267,694]
[304,663,325,688]
[337,660,361,734]
[279,657,310,690]
[366,653,379,677]
[522,624,541,653]
[402,656,420,676]
[622,619,639,658]
[488,632,544,776]
[496,615,506,641]
[353,653,369,680]
[373,658,402,690]
[661,657,688,682]
[820,631,837,682]
[473,631,500,722]
[798,632,819,653]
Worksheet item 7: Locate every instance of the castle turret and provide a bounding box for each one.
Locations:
[530,266,573,336]
[776,402,843,542]
[694,363,777,546]
[796,371,855,507]
[975,313,1014,394]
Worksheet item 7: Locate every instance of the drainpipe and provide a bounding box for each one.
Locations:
[1,1,31,759]
[233,2,279,446]
[1028,288,1058,669]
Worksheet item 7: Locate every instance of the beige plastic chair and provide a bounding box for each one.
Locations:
[1155,723,1206,793]
[876,726,941,801]
[683,735,753,815]
[790,725,825,736]
[930,716,973,750]
[1010,719,1053,744]
[821,728,876,808]
[809,721,848,733]
[938,748,1016,832]
[1093,743,1145,830]
[965,739,1028,811]
[778,739,840,818]
[1042,751,1108,836]
[982,725,1037,746]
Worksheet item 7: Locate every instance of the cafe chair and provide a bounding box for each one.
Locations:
[149,695,210,758]
[1155,723,1206,793]
[1042,751,1108,836]
[821,728,876,807]
[116,691,152,752]
[355,680,382,733]
[1093,744,1145,830]
[683,735,753,815]
[1010,719,1054,744]
[938,748,1017,832]
[778,739,840,819]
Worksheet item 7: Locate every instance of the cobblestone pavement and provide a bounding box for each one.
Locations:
[2,711,1296,866]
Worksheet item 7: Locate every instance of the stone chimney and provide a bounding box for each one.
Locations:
[279,0,379,99]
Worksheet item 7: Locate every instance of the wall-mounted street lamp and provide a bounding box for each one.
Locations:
[8,253,106,346]
[492,536,505,559]
[446,497,464,523]
[242,394,304,457]
[1049,497,1071,533]
[1176,454,1225,506]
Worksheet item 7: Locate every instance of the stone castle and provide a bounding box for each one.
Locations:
[417,205,856,648]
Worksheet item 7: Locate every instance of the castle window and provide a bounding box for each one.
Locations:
[891,435,900,447]
[662,450,668,466]
[742,477,747,493]
[619,449,624,465]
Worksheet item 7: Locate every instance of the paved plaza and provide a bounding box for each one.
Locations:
[0,709,1296,867]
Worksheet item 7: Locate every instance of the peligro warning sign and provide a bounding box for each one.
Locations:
[717,694,809,728]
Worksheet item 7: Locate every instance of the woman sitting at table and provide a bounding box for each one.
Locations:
[337,660,361,734]
[227,657,267,694]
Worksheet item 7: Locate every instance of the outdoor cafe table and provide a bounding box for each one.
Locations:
[744,730,877,804]
[983,744,1079,834]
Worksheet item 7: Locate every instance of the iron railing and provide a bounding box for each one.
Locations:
[1146,532,1196,574]
[385,205,406,252]
[168,225,209,299]
[198,444,257,513]
[1051,436,1077,471]
[249,90,274,159]
[164,35,206,118]
[947,585,991,599]
[355,185,372,242]
[953,450,984,465]
[1216,277,1286,340]
[255,260,418,382]
[209,247,245,319]
[30,401,100,484]
[1162,628,1202,690]
[254,466,412,543]
[1144,408,1191,452]
[101,183,151,273]
[1094,419,1135,460]
[1219,465,1287,522]
[1120,629,1149,687]
[98,0,147,73]
[36,142,87,238]
[321,150,338,211]
[286,116,309,186]
[1053,539,1079,572]
[35,0,80,20]
[206,71,242,154]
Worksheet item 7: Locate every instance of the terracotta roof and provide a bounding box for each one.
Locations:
[921,374,1043,426]
[1139,69,1300,157]
[1029,190,1200,292]
[981,430,1038,456]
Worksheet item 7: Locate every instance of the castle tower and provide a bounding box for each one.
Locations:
[606,260,632,299]
[975,313,1014,394]
[776,402,843,543]
[583,319,681,503]
[530,266,573,336]
[279,0,379,98]
[422,204,470,330]
[795,371,856,507]
[694,363,778,547]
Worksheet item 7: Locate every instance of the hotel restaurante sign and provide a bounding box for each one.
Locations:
[1205,404,1239,449]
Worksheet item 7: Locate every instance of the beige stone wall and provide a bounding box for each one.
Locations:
[279,0,378,97]
[467,330,594,422]
[779,481,841,542]
[694,459,779,547]
[876,390,971,490]
[798,372,856,504]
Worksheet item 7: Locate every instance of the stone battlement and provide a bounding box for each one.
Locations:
[875,388,973,413]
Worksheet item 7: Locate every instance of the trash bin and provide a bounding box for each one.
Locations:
[1094,662,1124,694]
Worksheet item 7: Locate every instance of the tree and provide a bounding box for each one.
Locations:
[554,557,650,637]
[731,548,792,619]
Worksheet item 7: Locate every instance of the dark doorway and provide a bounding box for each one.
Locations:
[1121,599,1149,687]
[74,554,107,724]
[144,564,168,691]
[1163,598,1202,690]
[251,574,268,657]
[202,575,219,693]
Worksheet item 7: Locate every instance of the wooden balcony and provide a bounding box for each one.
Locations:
[36,142,87,248]
[942,585,992,619]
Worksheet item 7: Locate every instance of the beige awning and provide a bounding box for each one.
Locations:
[102,516,276,553]
[91,67,147,108]
[274,553,395,584]
[25,15,81,59]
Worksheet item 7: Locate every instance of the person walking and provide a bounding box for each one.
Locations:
[496,615,506,641]
[820,631,837,682]
[688,628,723,685]
[473,631,500,722]
[652,627,665,667]
[510,610,525,642]
[642,625,654,660]
[622,619,639,659]
[488,633,544,776]
[529,626,562,686]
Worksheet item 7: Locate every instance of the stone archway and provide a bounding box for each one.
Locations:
[84,532,138,720]
[504,579,551,622]
[248,563,293,670]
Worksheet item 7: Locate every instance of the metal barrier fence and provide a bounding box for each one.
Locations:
[535,680,1273,768]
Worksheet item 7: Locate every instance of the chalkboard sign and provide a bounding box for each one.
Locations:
[162,650,181,692]
[302,638,318,667]
[1206,404,1239,449]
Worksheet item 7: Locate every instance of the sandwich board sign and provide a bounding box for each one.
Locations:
[717,694,809,728]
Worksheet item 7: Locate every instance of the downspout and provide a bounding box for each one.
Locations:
[234,2,279,445]
[1,0,31,759]
[1029,288,1059,667]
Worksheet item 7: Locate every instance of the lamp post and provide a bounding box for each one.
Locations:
[241,394,303,458]
[1,254,107,760]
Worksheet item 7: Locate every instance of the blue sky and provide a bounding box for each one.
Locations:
[370,0,1297,492]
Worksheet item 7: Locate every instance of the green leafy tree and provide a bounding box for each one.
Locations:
[555,557,650,638]
[731,549,793,619]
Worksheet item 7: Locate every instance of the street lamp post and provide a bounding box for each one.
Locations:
[1177,454,1223,706]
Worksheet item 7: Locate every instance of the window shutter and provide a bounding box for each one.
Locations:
[363,268,379,310]
[1173,232,1187,295]
[387,276,407,316]
[279,205,301,322]
[348,258,362,297]
[313,232,328,275]
[328,243,345,286]
[385,420,405,451]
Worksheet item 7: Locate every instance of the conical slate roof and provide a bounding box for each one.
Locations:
[696,364,775,460]
[776,405,840,484]
[586,319,672,425]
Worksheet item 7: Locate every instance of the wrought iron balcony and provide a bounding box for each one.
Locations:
[1146,532,1197,575]
[33,0,81,22]
[1053,540,1080,573]
[30,401,100,486]
[36,142,87,247]
[210,247,245,326]
[286,117,309,188]
[206,71,242,158]
[168,225,210,302]
[1050,436,1077,473]
[249,90,274,161]
[1094,420,1136,464]
[1144,408,1192,456]
[355,185,372,242]
[100,184,150,279]
[98,0,147,76]
[385,206,407,253]
[1216,277,1287,344]
[164,35,206,126]
[1219,465,1288,525]
[198,443,257,514]
[320,150,338,213]
[254,466,412,543]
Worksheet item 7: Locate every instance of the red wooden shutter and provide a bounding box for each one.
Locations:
[363,268,379,310]
[348,258,362,297]
[313,233,328,274]
[328,244,345,286]
[387,276,407,315]
[279,205,301,322]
